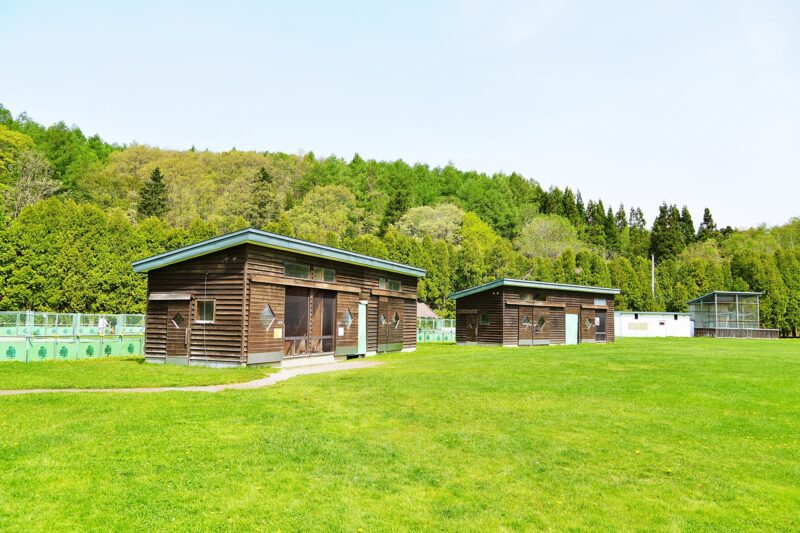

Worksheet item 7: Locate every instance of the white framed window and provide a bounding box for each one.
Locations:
[197,300,215,323]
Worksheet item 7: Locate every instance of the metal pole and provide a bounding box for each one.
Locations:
[735,294,740,330]
[651,254,655,298]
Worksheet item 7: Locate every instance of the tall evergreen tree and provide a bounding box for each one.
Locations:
[627,207,649,258]
[137,167,168,219]
[650,203,685,260]
[696,207,718,241]
[615,204,627,230]
[379,187,411,235]
[575,190,586,221]
[679,205,695,245]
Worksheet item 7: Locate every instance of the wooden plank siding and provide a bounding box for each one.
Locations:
[456,285,616,346]
[454,290,504,345]
[144,243,420,365]
[145,248,247,363]
[242,244,418,358]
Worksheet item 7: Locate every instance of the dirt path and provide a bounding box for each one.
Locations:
[0,360,382,396]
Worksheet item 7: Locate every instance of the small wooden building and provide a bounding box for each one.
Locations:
[449,278,619,346]
[132,229,426,366]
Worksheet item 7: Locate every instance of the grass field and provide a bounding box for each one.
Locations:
[0,357,275,390]
[0,338,798,531]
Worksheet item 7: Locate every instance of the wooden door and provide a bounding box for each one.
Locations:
[464,312,478,343]
[580,309,596,343]
[531,308,550,344]
[387,297,404,351]
[377,296,390,352]
[518,307,533,346]
[166,300,190,357]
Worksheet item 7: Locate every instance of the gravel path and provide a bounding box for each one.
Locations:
[0,360,382,396]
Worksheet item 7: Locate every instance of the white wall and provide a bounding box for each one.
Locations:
[614,312,692,338]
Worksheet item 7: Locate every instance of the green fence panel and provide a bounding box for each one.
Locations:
[77,338,103,360]
[54,338,80,361]
[29,338,57,361]
[0,338,28,362]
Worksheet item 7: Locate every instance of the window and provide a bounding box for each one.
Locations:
[285,262,311,279]
[533,292,545,301]
[584,318,593,330]
[537,316,546,328]
[343,308,353,329]
[480,312,490,325]
[392,310,401,329]
[379,313,387,325]
[379,277,401,291]
[634,313,639,320]
[196,301,215,323]
[522,314,531,327]
[594,298,607,306]
[313,267,335,282]
[674,314,678,321]
[260,304,276,329]
[172,313,186,328]
[520,292,532,301]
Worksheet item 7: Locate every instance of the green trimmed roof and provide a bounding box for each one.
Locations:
[132,228,426,277]
[449,278,620,300]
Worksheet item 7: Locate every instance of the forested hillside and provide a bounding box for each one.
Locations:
[1,104,798,336]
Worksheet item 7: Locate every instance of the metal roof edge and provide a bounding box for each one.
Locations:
[132,228,426,277]
[449,278,621,300]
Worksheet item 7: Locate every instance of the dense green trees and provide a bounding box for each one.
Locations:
[0,103,798,335]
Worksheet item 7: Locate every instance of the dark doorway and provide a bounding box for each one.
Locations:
[284,287,336,356]
[595,310,607,342]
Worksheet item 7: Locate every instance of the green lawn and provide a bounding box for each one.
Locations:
[0,339,798,531]
[0,357,275,389]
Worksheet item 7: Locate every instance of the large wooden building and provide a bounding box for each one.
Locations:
[132,229,426,367]
[450,279,619,346]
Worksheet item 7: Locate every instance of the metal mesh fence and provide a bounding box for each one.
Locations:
[0,311,145,363]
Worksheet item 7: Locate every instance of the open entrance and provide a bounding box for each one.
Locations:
[595,310,607,342]
[283,287,336,356]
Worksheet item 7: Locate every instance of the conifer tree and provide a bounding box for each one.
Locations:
[137,167,167,218]
[650,203,685,260]
[680,205,695,245]
[696,207,718,241]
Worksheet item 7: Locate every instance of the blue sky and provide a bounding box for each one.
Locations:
[1,0,798,228]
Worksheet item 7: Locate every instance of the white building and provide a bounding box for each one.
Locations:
[614,311,692,338]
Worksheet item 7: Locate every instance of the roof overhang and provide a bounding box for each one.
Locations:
[132,228,426,278]
[449,278,620,300]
